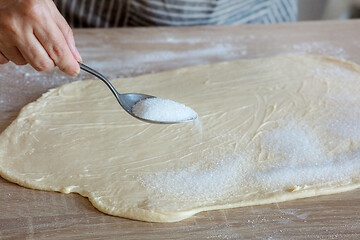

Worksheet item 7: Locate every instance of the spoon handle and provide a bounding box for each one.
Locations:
[79,62,120,99]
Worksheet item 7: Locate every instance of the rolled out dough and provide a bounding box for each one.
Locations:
[1,55,360,222]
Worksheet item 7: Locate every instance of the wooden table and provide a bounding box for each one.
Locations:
[1,20,360,239]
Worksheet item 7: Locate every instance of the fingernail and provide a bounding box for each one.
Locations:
[75,48,82,62]
[71,68,80,77]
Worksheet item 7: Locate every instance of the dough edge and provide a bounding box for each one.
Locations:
[1,55,360,222]
[1,168,359,222]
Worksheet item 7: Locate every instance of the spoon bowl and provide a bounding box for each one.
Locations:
[79,63,197,124]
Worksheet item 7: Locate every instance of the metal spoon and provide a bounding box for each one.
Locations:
[79,63,195,124]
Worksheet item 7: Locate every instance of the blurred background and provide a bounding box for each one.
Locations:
[299,0,360,20]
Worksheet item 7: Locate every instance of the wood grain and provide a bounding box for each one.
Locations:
[1,20,360,239]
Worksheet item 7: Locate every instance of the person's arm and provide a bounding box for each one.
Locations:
[0,0,81,76]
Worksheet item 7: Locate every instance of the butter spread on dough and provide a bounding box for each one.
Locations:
[1,55,360,222]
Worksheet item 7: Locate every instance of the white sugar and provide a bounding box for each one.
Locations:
[139,155,243,201]
[327,118,360,141]
[138,120,360,201]
[132,97,197,123]
[261,121,323,164]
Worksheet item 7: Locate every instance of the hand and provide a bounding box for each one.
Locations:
[0,0,82,76]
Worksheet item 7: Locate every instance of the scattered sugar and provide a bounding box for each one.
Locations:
[206,223,241,239]
[326,118,360,142]
[132,97,198,123]
[139,155,243,200]
[192,117,204,138]
[261,121,323,164]
[139,120,360,201]
[250,121,360,191]
[82,42,247,78]
[312,65,359,82]
[137,44,243,63]
[0,63,83,112]
[282,41,348,59]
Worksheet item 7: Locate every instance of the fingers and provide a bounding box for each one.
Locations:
[0,0,81,76]
[34,22,79,76]
[16,33,55,72]
[0,46,27,65]
[0,24,56,71]
[0,1,54,71]
[0,52,9,64]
